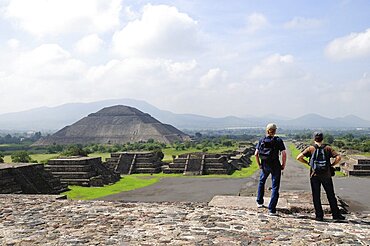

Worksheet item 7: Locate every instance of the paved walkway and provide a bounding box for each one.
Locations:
[101,145,370,212]
[100,177,248,202]
[1,195,369,245]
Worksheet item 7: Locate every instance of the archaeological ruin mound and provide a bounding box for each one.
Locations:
[34,105,190,145]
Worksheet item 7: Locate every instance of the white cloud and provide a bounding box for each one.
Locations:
[75,34,103,55]
[246,13,268,33]
[199,68,227,89]
[16,44,86,80]
[112,4,203,58]
[247,54,296,81]
[4,0,122,36]
[7,38,20,49]
[283,17,322,30]
[325,28,370,61]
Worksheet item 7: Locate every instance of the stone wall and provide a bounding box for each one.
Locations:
[45,157,120,186]
[0,163,67,194]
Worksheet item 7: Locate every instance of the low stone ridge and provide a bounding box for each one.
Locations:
[0,163,68,194]
[106,151,165,174]
[0,194,369,245]
[341,155,370,176]
[45,156,120,186]
[34,105,191,145]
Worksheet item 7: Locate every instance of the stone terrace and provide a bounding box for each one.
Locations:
[341,156,370,176]
[0,195,369,245]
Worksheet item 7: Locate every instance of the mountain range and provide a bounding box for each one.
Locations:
[0,98,369,131]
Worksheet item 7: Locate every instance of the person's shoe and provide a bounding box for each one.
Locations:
[256,203,264,208]
[315,217,324,222]
[268,211,279,217]
[333,214,345,221]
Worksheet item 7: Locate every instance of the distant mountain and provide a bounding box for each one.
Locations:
[281,113,370,128]
[0,99,369,131]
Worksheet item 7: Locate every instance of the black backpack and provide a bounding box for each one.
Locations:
[258,136,277,161]
[309,144,330,173]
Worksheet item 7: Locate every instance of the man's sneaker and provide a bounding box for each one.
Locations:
[333,214,345,221]
[256,203,264,208]
[268,212,279,217]
[315,217,324,222]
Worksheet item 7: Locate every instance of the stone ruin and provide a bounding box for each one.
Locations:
[160,144,255,176]
[162,153,234,175]
[105,151,164,174]
[228,143,255,169]
[0,163,68,194]
[45,156,120,186]
[341,156,370,176]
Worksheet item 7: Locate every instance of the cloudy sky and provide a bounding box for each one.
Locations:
[0,0,370,120]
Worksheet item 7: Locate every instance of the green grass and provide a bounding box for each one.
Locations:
[288,143,310,170]
[3,153,58,163]
[88,152,111,161]
[62,176,159,200]
[3,155,11,163]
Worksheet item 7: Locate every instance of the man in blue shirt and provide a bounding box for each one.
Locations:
[255,123,287,216]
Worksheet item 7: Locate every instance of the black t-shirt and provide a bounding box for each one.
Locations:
[256,136,285,164]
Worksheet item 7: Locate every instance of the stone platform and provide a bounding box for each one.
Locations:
[0,194,369,245]
[209,192,345,214]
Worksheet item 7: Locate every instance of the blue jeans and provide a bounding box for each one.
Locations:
[310,176,340,218]
[256,163,281,213]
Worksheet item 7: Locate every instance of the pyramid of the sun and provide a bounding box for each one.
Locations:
[34,105,190,145]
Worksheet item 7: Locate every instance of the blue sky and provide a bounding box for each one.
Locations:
[0,0,370,120]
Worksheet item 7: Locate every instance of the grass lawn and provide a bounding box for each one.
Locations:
[88,152,111,161]
[3,153,59,163]
[62,176,159,200]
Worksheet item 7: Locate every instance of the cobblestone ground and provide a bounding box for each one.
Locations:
[0,195,369,245]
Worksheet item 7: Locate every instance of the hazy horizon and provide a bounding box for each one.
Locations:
[1,0,369,119]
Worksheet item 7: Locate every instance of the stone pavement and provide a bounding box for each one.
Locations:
[1,194,369,245]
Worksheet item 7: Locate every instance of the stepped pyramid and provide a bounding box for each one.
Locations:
[34,105,190,145]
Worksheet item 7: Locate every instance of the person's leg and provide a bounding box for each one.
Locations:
[268,166,281,213]
[321,177,342,219]
[310,176,324,219]
[256,165,270,205]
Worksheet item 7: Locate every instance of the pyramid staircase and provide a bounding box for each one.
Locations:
[105,151,164,174]
[45,157,120,186]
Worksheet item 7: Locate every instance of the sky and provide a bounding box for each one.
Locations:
[0,0,370,120]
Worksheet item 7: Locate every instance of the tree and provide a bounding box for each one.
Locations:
[325,134,334,144]
[11,151,33,163]
[61,145,89,157]
[0,152,4,163]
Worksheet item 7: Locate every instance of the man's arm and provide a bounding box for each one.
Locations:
[331,155,341,166]
[255,149,261,168]
[281,150,287,170]
[296,152,309,165]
